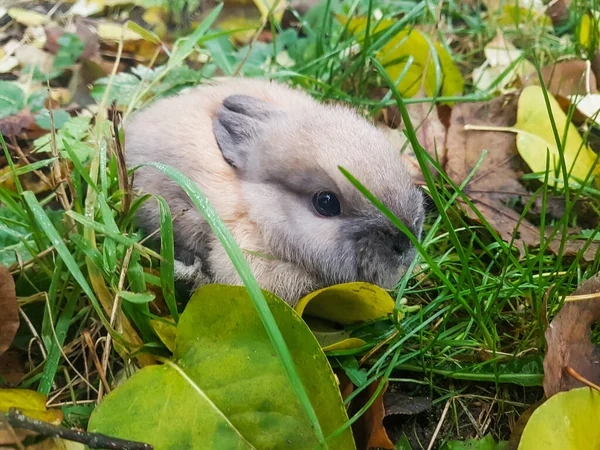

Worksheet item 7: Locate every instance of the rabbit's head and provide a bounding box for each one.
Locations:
[213,94,425,290]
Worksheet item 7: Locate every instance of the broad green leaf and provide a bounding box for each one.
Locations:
[52,33,85,71]
[518,387,600,450]
[91,73,142,108]
[340,16,464,99]
[35,109,71,130]
[88,284,356,449]
[295,282,395,325]
[0,389,63,424]
[0,81,25,119]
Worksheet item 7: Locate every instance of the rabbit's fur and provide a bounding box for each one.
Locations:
[125,77,425,306]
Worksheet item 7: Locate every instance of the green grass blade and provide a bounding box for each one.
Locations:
[140,161,327,448]
[156,196,178,322]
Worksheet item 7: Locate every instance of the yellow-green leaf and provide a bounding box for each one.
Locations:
[295,282,395,325]
[0,388,63,424]
[339,15,464,99]
[513,86,600,187]
[150,317,176,352]
[88,284,356,449]
[518,387,600,449]
[253,0,286,23]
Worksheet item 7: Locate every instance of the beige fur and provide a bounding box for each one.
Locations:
[125,77,425,306]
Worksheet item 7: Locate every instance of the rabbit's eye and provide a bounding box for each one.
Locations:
[312,192,341,217]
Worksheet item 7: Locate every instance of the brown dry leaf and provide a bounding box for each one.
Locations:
[0,108,36,136]
[0,350,26,387]
[0,265,18,357]
[351,379,395,450]
[546,0,572,26]
[446,94,598,260]
[522,60,597,97]
[543,272,600,398]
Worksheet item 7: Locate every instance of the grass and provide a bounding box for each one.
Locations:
[3,0,600,447]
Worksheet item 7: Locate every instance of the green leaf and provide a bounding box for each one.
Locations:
[0,81,25,118]
[91,73,142,108]
[52,33,85,71]
[118,291,156,304]
[35,109,71,130]
[441,434,508,450]
[518,387,600,450]
[88,284,356,449]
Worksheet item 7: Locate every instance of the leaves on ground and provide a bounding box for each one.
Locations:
[0,265,18,357]
[517,387,600,450]
[88,284,356,449]
[543,272,600,398]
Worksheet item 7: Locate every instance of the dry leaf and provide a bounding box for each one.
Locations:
[351,379,395,450]
[0,265,18,357]
[522,60,597,97]
[472,32,536,93]
[543,272,600,398]
[8,8,50,27]
[446,94,598,260]
[0,350,26,387]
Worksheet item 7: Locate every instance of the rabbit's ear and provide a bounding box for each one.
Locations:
[213,95,278,171]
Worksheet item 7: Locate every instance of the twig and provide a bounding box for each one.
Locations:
[426,398,451,450]
[565,366,600,392]
[2,409,153,450]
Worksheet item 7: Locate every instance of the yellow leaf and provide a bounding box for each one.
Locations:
[253,0,287,23]
[142,6,169,39]
[513,86,600,187]
[579,12,600,49]
[295,281,395,325]
[217,15,263,45]
[322,338,367,352]
[150,317,176,352]
[97,22,143,42]
[7,8,49,27]
[338,15,464,99]
[0,388,63,424]
[496,5,552,29]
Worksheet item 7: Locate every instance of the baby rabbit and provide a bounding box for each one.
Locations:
[125,77,425,306]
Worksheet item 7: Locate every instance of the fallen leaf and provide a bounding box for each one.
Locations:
[96,21,144,42]
[472,32,536,93]
[0,389,63,424]
[522,60,597,97]
[510,85,599,187]
[0,350,26,387]
[340,16,464,100]
[0,108,36,136]
[14,44,55,74]
[447,93,599,260]
[543,272,600,398]
[518,387,600,450]
[567,93,600,126]
[295,282,395,325]
[545,0,571,27]
[351,379,395,450]
[0,265,18,357]
[7,8,49,27]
